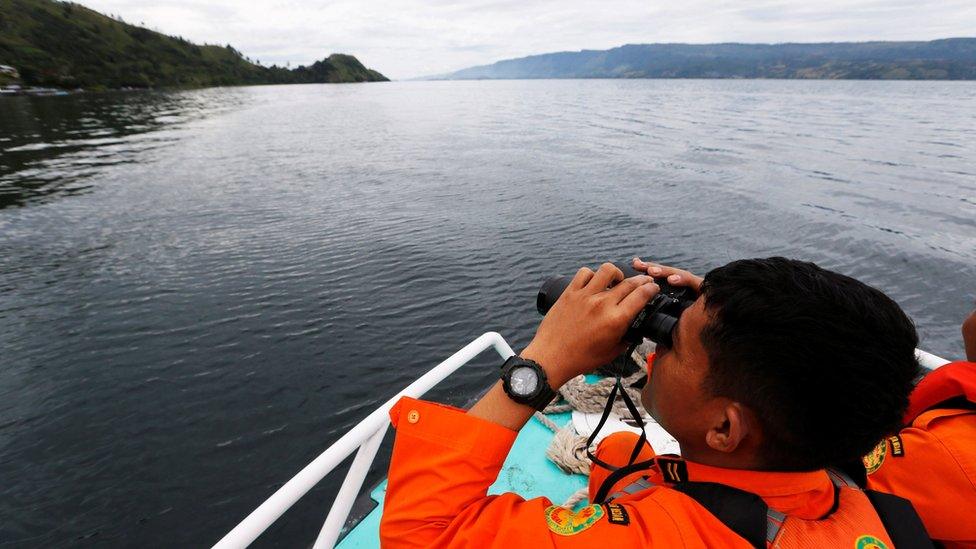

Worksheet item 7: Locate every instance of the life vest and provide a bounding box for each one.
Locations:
[602,457,931,549]
[904,361,976,421]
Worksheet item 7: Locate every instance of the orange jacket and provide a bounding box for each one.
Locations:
[381,397,893,548]
[866,361,976,548]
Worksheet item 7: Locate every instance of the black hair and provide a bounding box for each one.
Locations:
[698,257,920,471]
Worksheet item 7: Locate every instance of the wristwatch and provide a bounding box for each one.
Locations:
[500,355,558,411]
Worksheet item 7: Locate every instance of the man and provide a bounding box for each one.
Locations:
[864,309,976,548]
[380,257,921,548]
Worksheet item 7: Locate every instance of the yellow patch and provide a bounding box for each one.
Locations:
[862,439,887,475]
[855,534,889,549]
[544,504,604,536]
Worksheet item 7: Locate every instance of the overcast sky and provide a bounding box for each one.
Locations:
[78,0,976,80]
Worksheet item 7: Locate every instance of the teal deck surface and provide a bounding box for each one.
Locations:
[337,411,587,547]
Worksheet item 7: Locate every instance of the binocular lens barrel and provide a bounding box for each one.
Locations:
[536,275,572,315]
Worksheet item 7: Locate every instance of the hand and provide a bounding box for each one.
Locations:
[632,257,703,292]
[963,308,976,362]
[522,263,659,387]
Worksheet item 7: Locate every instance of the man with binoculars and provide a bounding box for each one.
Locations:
[379,257,940,548]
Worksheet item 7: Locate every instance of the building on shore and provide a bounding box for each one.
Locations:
[0,65,20,78]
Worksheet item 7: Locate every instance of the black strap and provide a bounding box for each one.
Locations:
[668,482,935,549]
[600,471,934,549]
[589,375,658,503]
[670,482,768,549]
[667,482,937,549]
[865,490,935,549]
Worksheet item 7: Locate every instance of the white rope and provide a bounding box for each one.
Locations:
[560,488,590,510]
[533,341,655,508]
[545,424,591,476]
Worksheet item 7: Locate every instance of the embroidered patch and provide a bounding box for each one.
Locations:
[888,435,904,457]
[855,534,889,549]
[544,504,604,536]
[605,503,630,526]
[862,439,887,475]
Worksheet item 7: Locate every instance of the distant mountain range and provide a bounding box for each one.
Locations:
[435,39,976,80]
[0,0,388,90]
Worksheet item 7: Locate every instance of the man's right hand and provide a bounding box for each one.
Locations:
[522,263,659,387]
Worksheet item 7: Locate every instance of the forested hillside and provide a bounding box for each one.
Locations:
[439,39,976,80]
[0,0,387,89]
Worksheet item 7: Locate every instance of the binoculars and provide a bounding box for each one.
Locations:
[536,262,697,348]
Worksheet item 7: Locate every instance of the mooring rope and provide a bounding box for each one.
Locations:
[533,342,654,507]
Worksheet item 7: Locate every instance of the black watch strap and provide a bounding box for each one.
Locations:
[500,355,558,411]
[524,380,558,411]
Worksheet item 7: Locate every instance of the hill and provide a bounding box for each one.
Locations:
[0,0,388,89]
[436,39,976,80]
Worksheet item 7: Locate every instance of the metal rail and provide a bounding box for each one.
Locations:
[214,335,949,548]
[916,348,950,370]
[213,331,516,549]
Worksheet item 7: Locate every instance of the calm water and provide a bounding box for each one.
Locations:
[1,80,975,547]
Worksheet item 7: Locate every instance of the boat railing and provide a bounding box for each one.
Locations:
[213,332,949,549]
[917,348,950,370]
[213,331,516,549]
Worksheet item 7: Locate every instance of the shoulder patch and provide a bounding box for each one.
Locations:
[544,504,604,536]
[855,534,889,549]
[888,435,904,457]
[657,457,688,483]
[862,439,887,475]
[605,503,630,526]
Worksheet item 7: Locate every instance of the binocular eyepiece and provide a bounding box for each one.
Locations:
[536,262,697,348]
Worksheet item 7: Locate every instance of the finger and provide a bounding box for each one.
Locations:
[618,281,660,318]
[586,262,624,292]
[633,256,666,273]
[633,257,665,272]
[662,271,704,290]
[646,264,680,277]
[646,265,703,290]
[608,275,653,304]
[568,267,595,290]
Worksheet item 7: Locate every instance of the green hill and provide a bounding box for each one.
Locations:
[437,39,976,80]
[0,0,388,89]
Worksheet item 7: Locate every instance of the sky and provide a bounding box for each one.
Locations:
[78,0,976,80]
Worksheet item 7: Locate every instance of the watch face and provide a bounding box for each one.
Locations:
[510,366,539,396]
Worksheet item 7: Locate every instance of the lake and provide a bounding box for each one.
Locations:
[1,79,974,546]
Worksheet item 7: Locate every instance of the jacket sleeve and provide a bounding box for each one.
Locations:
[379,397,686,548]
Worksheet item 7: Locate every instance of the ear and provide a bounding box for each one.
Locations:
[705,401,752,454]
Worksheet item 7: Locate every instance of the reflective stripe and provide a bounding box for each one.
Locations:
[826,468,858,488]
[765,508,786,544]
[625,478,654,492]
[607,477,655,501]
[763,469,856,544]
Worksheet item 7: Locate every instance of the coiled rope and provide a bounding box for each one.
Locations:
[533,342,654,507]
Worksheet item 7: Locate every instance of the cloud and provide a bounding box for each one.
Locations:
[77,0,976,79]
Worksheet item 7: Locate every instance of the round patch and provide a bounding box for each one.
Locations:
[855,534,889,549]
[544,504,604,536]
[862,439,887,475]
